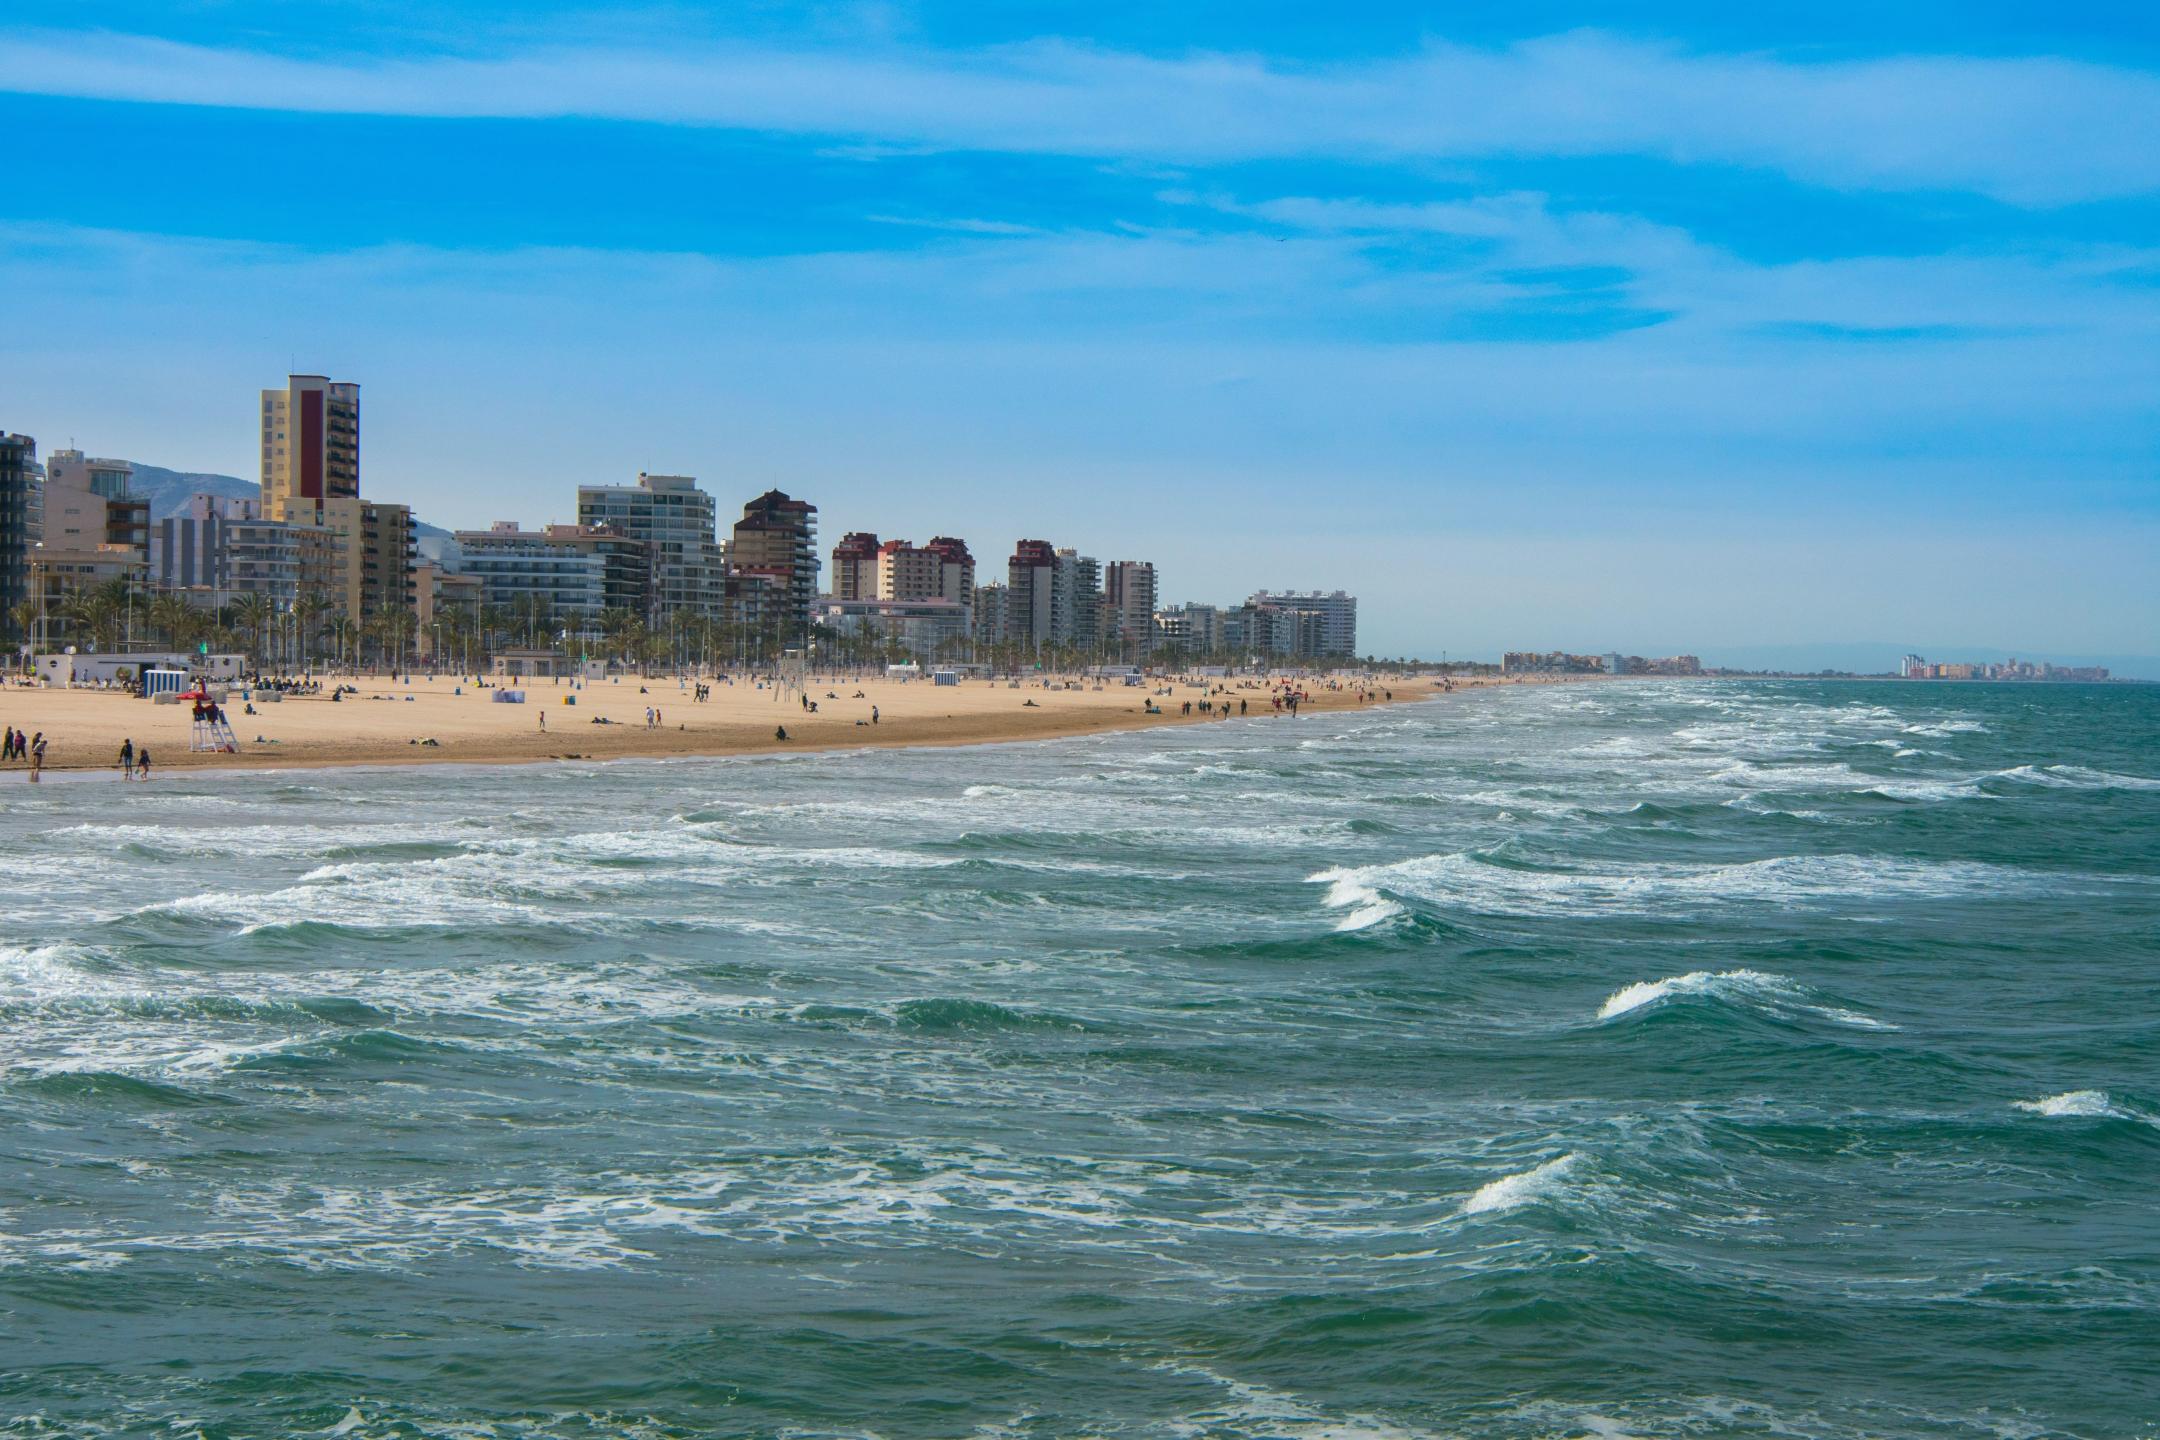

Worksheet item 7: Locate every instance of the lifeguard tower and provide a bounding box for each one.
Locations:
[184,688,239,753]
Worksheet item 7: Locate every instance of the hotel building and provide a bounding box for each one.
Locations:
[260,375,360,513]
[831,532,881,602]
[1249,590,1358,657]
[577,473,726,620]
[1006,540,1057,650]
[731,489,820,630]
[1104,560,1157,655]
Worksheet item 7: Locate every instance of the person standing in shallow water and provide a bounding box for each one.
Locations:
[29,732,44,782]
[118,739,135,779]
[136,747,151,780]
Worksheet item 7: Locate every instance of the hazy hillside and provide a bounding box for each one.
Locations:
[127,462,255,519]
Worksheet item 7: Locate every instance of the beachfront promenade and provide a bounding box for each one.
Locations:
[0,671,1479,775]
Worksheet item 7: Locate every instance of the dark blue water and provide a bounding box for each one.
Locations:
[3,680,2155,1438]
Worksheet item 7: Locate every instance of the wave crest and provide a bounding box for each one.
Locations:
[1463,1153,1580,1215]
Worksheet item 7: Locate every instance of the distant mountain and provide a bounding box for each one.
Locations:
[128,462,255,519]
[122,461,450,539]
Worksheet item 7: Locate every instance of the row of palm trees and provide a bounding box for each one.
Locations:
[8,582,1294,676]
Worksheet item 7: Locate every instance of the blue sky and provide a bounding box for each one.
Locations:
[1,3,2156,667]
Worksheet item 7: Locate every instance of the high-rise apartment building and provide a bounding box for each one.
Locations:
[255,374,418,629]
[319,498,416,627]
[1052,548,1101,648]
[260,374,361,514]
[923,537,975,608]
[972,582,1008,645]
[453,522,651,624]
[876,539,943,602]
[578,473,726,620]
[1249,590,1358,656]
[1154,602,1222,655]
[1006,539,1057,650]
[0,431,33,633]
[731,490,820,631]
[1104,561,1158,656]
[41,450,149,559]
[831,532,880,602]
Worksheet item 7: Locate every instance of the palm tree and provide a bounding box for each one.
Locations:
[7,599,38,651]
[291,592,328,671]
[509,594,556,650]
[149,594,193,651]
[328,615,358,672]
[230,592,274,668]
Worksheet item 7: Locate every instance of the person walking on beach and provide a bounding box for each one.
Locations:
[118,738,135,779]
[538,710,546,733]
[871,705,879,725]
[136,747,151,780]
[29,732,45,783]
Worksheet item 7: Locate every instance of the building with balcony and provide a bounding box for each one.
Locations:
[972,581,1008,645]
[261,374,361,513]
[923,537,975,609]
[452,522,651,628]
[41,450,149,562]
[149,493,301,607]
[831,531,880,602]
[1007,539,1057,651]
[731,489,820,631]
[578,473,725,620]
[1104,560,1157,656]
[1053,549,1101,648]
[1248,590,1358,657]
[0,431,32,632]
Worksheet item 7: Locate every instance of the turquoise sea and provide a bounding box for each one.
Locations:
[2,680,2156,1438]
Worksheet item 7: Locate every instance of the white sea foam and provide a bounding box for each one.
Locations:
[2012,1090,2153,1125]
[1151,1360,1434,1440]
[1902,719,1986,736]
[1309,867,1406,931]
[1311,850,2019,921]
[1597,969,1892,1028]
[1598,970,1777,1020]
[2001,764,2160,791]
[1462,1153,1579,1215]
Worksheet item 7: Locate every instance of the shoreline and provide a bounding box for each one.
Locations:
[0,672,1588,780]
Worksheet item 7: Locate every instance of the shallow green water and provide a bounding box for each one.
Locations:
[2,680,2155,1437]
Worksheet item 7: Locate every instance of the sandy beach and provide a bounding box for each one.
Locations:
[0,671,1543,776]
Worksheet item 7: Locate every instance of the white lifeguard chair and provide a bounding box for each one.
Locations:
[184,691,239,753]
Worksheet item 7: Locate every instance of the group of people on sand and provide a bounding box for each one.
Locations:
[115,738,153,780]
[3,726,46,780]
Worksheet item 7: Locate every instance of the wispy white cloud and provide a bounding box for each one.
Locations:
[5,218,2155,654]
[5,28,2160,204]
